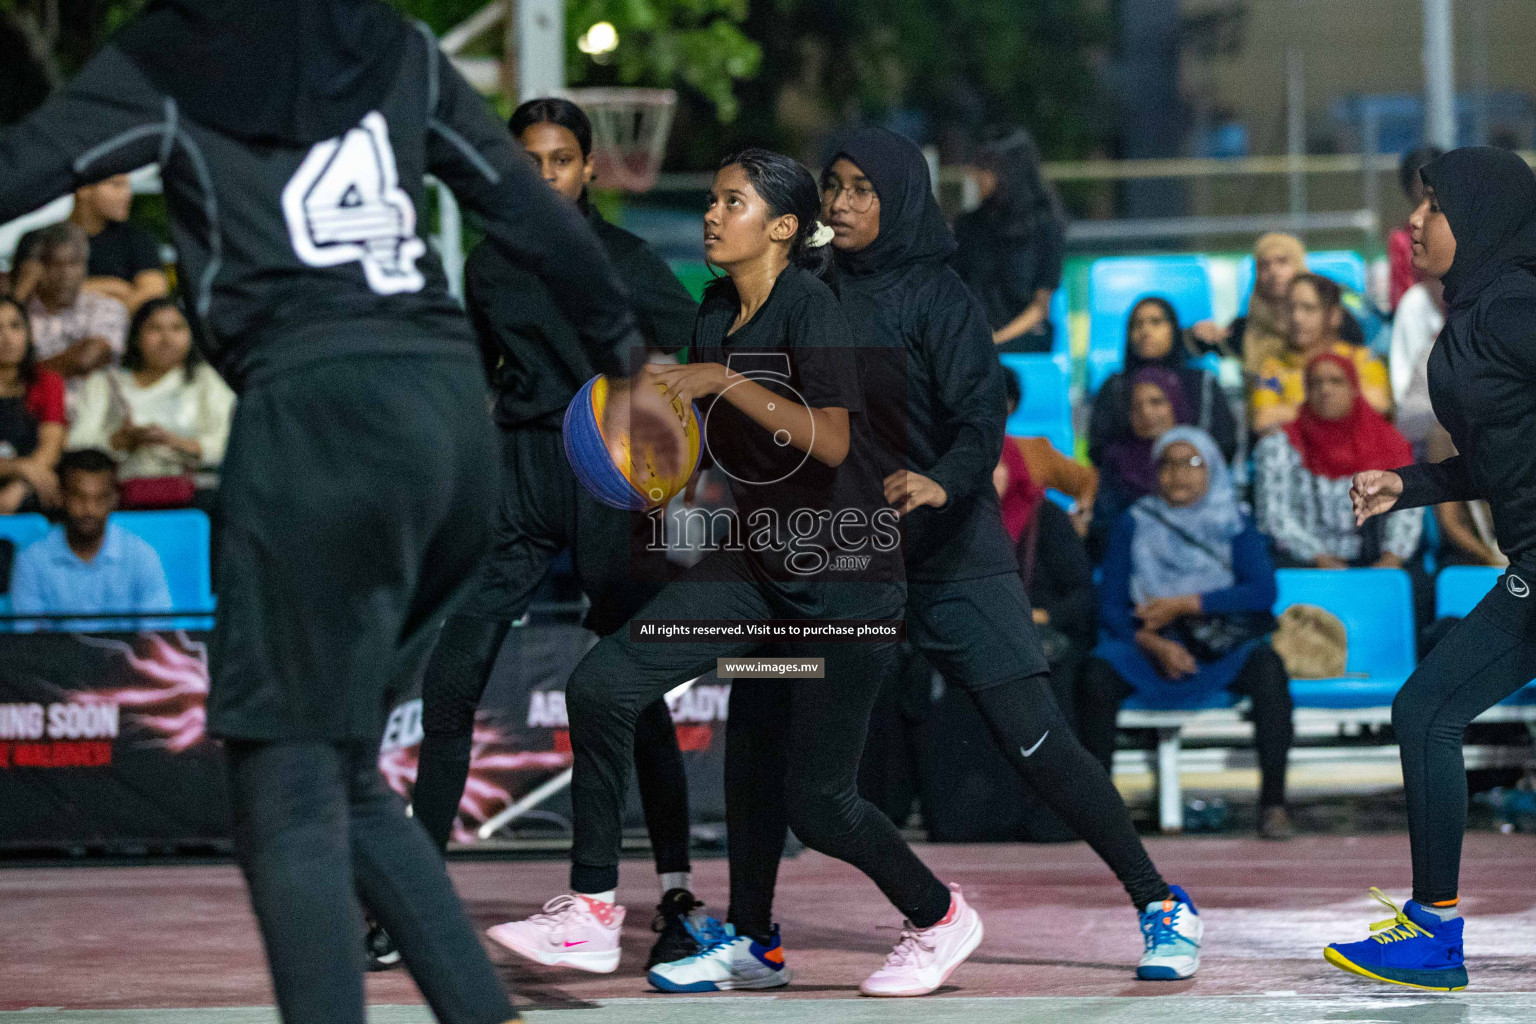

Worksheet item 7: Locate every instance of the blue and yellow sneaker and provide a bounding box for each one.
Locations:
[1324,888,1467,991]
[1138,885,1202,980]
[647,923,791,992]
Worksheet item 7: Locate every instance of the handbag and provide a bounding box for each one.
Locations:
[1272,604,1350,679]
[119,474,197,509]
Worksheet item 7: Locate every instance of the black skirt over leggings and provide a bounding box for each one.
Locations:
[1394,564,1536,903]
[412,427,690,874]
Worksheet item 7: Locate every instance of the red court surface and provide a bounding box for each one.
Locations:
[3,833,1535,1014]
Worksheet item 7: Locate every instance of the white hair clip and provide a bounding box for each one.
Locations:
[809,221,835,248]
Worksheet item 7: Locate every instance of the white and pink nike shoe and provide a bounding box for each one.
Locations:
[859,883,983,997]
[486,894,625,973]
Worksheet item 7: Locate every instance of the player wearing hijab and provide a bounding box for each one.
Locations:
[1328,148,1536,991]
[0,3,658,1021]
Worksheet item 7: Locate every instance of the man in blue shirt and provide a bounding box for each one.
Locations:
[10,448,172,630]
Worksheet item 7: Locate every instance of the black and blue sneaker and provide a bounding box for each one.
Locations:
[1325,888,1467,991]
[646,888,726,969]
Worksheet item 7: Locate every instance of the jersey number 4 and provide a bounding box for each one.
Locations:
[282,111,426,295]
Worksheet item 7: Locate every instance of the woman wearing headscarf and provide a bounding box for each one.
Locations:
[1249,274,1390,436]
[1089,365,1195,560]
[1081,426,1294,839]
[952,128,1067,353]
[1089,296,1238,468]
[1328,148,1536,991]
[1188,233,1367,372]
[650,128,1204,996]
[0,2,655,1019]
[1253,351,1421,571]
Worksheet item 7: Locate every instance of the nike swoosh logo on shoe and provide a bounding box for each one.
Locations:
[1020,731,1049,758]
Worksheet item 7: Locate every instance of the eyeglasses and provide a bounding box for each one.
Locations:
[1158,454,1206,471]
[823,181,878,213]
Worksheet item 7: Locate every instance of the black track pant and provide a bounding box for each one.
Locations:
[227,741,514,1024]
[1394,566,1536,904]
[1079,644,1295,810]
[412,427,689,872]
[726,572,1170,927]
[564,549,952,929]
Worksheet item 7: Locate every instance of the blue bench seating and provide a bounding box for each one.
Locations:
[1087,256,1214,395]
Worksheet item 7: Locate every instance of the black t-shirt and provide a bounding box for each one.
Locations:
[16,219,162,284]
[951,209,1064,333]
[692,265,902,586]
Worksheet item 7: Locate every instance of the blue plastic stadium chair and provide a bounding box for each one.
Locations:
[0,513,51,621]
[1236,250,1368,315]
[111,510,215,615]
[1000,353,1073,456]
[1087,256,1213,394]
[1048,287,1069,359]
[1274,568,1416,708]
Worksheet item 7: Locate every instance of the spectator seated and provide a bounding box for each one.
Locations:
[1236,250,1368,314]
[1087,255,1213,393]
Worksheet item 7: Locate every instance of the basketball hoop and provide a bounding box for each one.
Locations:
[557,88,677,193]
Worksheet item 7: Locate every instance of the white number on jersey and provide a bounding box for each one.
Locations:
[282,111,426,295]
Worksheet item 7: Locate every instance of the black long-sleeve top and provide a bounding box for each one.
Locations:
[470,206,697,429]
[843,260,1015,582]
[0,25,640,392]
[1391,151,1536,565]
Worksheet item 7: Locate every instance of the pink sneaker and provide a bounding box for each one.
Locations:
[859,884,983,997]
[486,894,625,973]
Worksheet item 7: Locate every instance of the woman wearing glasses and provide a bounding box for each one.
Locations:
[951,128,1066,352]
[1080,425,1294,838]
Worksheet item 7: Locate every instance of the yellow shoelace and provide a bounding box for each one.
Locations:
[1366,887,1432,944]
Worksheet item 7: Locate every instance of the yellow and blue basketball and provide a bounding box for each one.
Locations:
[563,374,702,510]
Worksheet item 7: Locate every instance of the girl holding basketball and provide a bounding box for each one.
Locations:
[488,149,983,995]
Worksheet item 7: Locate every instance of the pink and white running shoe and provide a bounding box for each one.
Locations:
[486,894,625,973]
[859,884,983,997]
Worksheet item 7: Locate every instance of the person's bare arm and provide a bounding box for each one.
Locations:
[647,361,851,467]
[1434,501,1501,566]
[992,287,1052,345]
[39,336,114,378]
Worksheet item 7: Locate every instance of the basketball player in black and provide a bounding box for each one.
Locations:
[0,3,657,1021]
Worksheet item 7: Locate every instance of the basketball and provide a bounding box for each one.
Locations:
[563,373,702,510]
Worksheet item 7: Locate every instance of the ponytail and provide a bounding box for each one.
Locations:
[720,148,835,281]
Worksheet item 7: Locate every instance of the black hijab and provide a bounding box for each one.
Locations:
[1123,296,1187,375]
[1420,147,1536,310]
[115,0,411,147]
[831,128,956,277]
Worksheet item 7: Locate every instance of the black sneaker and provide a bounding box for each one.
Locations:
[646,888,717,969]
[365,919,402,972]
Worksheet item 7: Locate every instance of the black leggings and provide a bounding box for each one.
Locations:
[1394,567,1536,904]
[226,740,514,1024]
[413,614,690,874]
[564,552,951,929]
[1078,644,1294,810]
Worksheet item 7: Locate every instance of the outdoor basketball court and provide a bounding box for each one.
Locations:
[5,833,1535,1023]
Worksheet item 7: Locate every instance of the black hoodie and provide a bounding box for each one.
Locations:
[832,128,1015,582]
[1394,147,1536,562]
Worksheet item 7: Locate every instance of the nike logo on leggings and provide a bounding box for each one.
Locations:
[1020,731,1049,758]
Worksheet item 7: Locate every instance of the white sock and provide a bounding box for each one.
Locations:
[577,889,617,905]
[660,871,691,897]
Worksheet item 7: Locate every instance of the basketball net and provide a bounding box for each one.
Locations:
[557,87,677,193]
